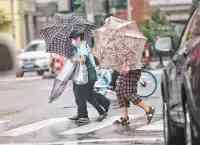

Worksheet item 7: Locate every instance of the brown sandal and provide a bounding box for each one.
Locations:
[146,107,155,124]
[114,117,130,126]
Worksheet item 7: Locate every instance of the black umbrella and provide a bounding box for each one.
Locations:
[40,13,95,58]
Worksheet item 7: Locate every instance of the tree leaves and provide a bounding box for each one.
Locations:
[0,9,11,25]
[140,9,176,44]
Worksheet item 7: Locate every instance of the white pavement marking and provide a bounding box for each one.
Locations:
[61,115,140,135]
[0,120,10,132]
[1,117,69,137]
[0,137,164,145]
[0,76,42,83]
[0,120,10,124]
[136,120,163,131]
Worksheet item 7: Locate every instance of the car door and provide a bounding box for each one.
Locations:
[166,8,200,126]
[185,43,200,129]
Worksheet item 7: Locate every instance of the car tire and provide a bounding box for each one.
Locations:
[161,79,185,145]
[163,101,185,145]
[163,102,169,145]
[16,71,24,77]
[0,33,15,72]
[185,104,198,145]
[37,70,44,76]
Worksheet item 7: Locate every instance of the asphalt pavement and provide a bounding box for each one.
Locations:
[0,66,164,145]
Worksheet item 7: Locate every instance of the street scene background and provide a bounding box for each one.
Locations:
[0,0,198,145]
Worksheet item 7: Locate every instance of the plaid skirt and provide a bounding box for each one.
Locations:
[115,69,142,107]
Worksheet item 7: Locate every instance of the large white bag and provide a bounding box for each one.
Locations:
[73,63,88,85]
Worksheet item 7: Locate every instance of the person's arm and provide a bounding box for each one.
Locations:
[120,62,130,75]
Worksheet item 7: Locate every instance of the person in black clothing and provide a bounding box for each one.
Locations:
[69,32,108,125]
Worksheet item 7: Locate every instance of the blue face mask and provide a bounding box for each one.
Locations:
[72,39,81,47]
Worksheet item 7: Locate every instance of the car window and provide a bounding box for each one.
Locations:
[25,42,46,52]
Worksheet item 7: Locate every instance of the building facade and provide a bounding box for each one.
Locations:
[0,0,26,49]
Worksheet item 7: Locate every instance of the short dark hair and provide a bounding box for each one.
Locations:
[70,31,84,40]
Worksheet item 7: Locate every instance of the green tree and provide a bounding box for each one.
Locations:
[0,9,11,25]
[192,0,200,9]
[140,9,176,44]
[73,0,85,14]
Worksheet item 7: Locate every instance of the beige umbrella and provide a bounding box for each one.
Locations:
[94,17,146,72]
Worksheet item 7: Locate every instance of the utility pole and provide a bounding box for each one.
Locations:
[127,0,133,21]
[10,0,16,39]
[105,0,110,18]
[85,0,95,23]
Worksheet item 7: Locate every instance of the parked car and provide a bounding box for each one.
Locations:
[0,33,15,72]
[156,7,200,145]
[16,40,50,77]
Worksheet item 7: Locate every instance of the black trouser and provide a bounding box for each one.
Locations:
[92,91,110,110]
[73,81,105,118]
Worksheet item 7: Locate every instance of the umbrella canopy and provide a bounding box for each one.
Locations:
[94,16,146,71]
[40,13,95,58]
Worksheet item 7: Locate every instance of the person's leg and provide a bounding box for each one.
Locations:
[130,69,155,124]
[133,99,155,124]
[123,106,129,119]
[72,82,88,118]
[136,100,150,112]
[85,81,107,121]
[92,91,110,112]
[69,83,80,120]
[114,97,130,125]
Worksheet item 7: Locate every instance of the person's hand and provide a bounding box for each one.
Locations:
[70,56,79,64]
[79,55,85,64]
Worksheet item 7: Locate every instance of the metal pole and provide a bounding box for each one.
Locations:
[10,0,16,39]
[70,0,74,12]
[85,0,95,23]
[105,0,110,17]
[127,0,133,20]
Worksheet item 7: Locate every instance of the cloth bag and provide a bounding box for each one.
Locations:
[49,59,76,103]
[73,63,88,85]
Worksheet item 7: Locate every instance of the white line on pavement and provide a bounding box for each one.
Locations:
[0,76,42,83]
[0,120,10,124]
[0,120,10,132]
[136,120,163,131]
[1,117,69,137]
[0,114,147,137]
[61,114,140,135]
[0,136,164,145]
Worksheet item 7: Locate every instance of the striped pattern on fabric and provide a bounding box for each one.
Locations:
[40,13,95,58]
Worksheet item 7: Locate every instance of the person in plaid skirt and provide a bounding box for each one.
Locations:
[115,62,155,126]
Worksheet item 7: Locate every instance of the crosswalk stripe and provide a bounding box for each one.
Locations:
[0,137,164,145]
[136,120,163,131]
[0,120,10,124]
[1,117,68,137]
[0,120,10,132]
[61,114,140,135]
[0,114,143,137]
[0,76,42,83]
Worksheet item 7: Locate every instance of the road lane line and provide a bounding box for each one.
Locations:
[1,117,68,137]
[61,114,141,135]
[0,137,164,145]
[0,120,10,124]
[0,76,42,83]
[0,120,10,132]
[136,120,163,131]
